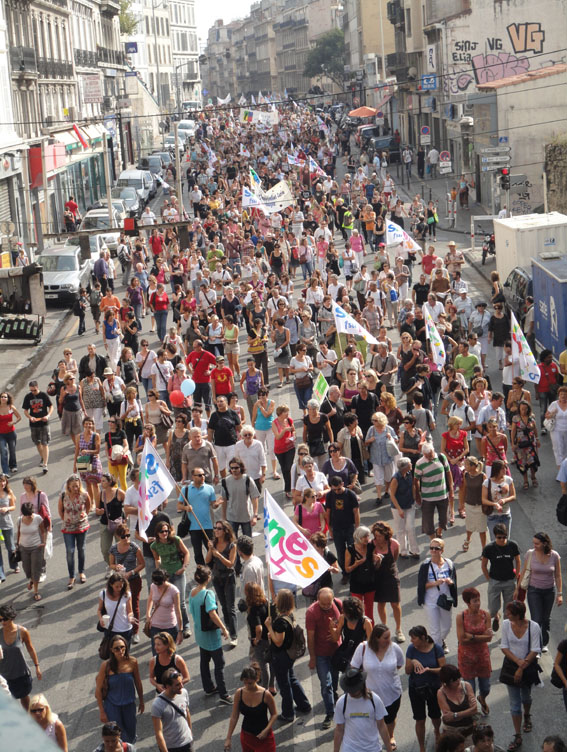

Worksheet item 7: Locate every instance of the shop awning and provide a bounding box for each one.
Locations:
[83,124,107,143]
[54,129,81,151]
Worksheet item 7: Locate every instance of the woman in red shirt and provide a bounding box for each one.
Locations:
[150,283,170,342]
[0,391,22,474]
[149,229,164,259]
[441,415,469,523]
[272,405,296,497]
[537,349,560,435]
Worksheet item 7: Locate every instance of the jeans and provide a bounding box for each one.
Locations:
[189,528,213,566]
[253,351,269,386]
[487,513,511,541]
[144,555,156,590]
[250,638,273,689]
[213,574,237,639]
[271,649,310,719]
[0,527,15,578]
[169,571,189,630]
[468,676,491,698]
[316,654,338,717]
[141,377,152,399]
[63,531,87,579]
[104,699,137,743]
[193,382,212,412]
[132,302,142,330]
[155,310,168,342]
[507,684,532,715]
[294,381,314,411]
[78,313,86,335]
[199,646,227,696]
[332,523,354,575]
[228,520,252,538]
[527,585,554,647]
[0,432,17,473]
[276,448,296,493]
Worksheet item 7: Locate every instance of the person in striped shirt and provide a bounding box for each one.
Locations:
[413,442,454,539]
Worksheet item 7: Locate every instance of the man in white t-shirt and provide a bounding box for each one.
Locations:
[316,342,338,379]
[294,456,329,503]
[333,667,391,751]
[151,349,174,402]
[327,275,342,302]
[140,205,156,226]
[427,147,440,178]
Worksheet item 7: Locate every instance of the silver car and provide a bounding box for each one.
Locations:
[37,246,91,306]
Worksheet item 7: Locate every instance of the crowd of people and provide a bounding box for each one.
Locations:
[0,103,565,752]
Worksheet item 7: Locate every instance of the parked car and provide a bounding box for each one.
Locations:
[177,119,196,142]
[111,186,142,218]
[137,154,165,178]
[503,266,532,322]
[368,136,401,164]
[64,231,108,272]
[164,134,185,157]
[79,208,122,254]
[37,246,91,306]
[152,151,174,169]
[138,169,158,200]
[116,169,152,206]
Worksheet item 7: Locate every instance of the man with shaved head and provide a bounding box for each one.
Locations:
[306,587,342,730]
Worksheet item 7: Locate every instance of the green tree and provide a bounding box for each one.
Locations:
[120,0,138,35]
[303,29,345,88]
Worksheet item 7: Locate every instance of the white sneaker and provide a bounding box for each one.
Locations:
[39,573,47,583]
[230,637,238,648]
[132,633,140,644]
[542,645,549,653]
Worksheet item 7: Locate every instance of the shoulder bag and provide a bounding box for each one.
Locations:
[98,592,124,660]
[102,495,125,535]
[499,622,541,687]
[481,475,494,515]
[200,589,217,632]
[515,550,533,601]
[430,561,454,611]
[144,584,169,638]
[77,434,95,473]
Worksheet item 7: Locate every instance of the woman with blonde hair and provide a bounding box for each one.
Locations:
[59,373,83,447]
[345,526,376,620]
[380,391,404,436]
[365,412,398,505]
[459,457,487,552]
[29,693,68,750]
[149,631,190,693]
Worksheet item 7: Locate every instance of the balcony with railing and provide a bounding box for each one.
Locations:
[96,46,126,66]
[37,58,74,79]
[74,49,98,68]
[100,0,120,17]
[10,46,37,75]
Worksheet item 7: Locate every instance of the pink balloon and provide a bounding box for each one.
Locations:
[170,390,185,407]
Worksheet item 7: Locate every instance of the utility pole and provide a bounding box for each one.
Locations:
[174,121,183,214]
[103,135,114,228]
[152,0,161,109]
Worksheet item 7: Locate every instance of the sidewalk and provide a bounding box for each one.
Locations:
[0,308,74,395]
[394,166,490,235]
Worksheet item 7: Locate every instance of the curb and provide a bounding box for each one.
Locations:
[3,309,74,395]
[463,249,496,286]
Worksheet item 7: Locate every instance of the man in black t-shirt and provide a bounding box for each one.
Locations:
[412,274,430,306]
[207,395,241,476]
[22,380,53,473]
[481,523,521,631]
[320,387,345,438]
[325,476,360,582]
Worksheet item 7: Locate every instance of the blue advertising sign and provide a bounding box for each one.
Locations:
[421,74,437,91]
[125,42,138,54]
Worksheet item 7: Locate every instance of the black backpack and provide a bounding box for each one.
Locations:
[221,475,250,501]
[281,614,306,661]
[557,495,567,526]
[73,298,82,316]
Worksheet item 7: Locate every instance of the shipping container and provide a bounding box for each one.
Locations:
[494,212,567,284]
[532,255,567,359]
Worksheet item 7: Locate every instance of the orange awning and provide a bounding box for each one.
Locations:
[348,106,377,118]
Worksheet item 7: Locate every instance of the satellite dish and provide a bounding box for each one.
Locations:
[408,66,418,80]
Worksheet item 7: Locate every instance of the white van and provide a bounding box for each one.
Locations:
[116,169,152,206]
[177,119,196,142]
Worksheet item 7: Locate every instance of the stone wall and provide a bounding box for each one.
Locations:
[545,136,567,213]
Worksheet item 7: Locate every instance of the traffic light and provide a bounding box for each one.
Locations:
[500,167,510,191]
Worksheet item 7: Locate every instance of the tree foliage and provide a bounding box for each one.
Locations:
[303,29,345,86]
[120,0,138,35]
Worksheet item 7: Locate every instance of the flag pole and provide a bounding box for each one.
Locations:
[176,481,210,543]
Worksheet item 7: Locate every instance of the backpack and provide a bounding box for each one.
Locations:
[118,245,129,265]
[73,298,83,316]
[221,475,250,502]
[557,495,567,526]
[282,614,306,661]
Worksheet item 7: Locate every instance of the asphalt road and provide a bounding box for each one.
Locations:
[1,214,566,752]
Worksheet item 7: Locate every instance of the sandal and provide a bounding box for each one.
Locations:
[458,509,466,518]
[33,593,42,601]
[79,574,87,584]
[532,479,538,487]
[523,481,529,490]
[273,472,281,480]
[523,715,532,733]
[462,540,470,552]
[390,741,397,751]
[477,695,489,715]
[67,579,75,590]
[508,734,522,752]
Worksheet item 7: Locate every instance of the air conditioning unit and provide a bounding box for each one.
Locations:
[44,115,55,126]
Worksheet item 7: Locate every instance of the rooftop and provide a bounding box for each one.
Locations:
[477,63,567,90]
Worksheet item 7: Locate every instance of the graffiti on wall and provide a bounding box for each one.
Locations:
[444,22,550,94]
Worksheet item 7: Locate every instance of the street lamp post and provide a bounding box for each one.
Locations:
[151,0,167,109]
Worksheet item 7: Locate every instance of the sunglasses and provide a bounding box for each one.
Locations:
[329,448,339,453]
[30,707,45,714]
[192,472,205,477]
[175,419,185,423]
[429,546,442,551]
[229,466,240,471]
[112,645,126,652]
[120,534,131,540]
[158,529,170,534]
